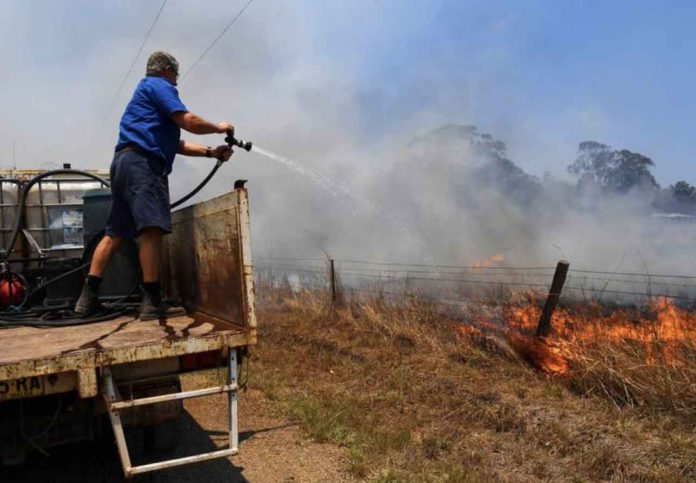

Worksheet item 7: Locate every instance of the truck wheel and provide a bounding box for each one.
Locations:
[143,418,180,454]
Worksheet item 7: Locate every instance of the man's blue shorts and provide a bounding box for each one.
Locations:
[105,148,172,238]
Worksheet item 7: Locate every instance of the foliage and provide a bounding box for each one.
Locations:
[422,126,696,215]
[426,124,544,204]
[669,181,696,213]
[568,141,659,193]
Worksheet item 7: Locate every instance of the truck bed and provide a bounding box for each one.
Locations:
[0,187,256,402]
[0,314,248,400]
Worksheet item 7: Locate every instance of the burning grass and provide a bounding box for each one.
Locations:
[505,297,696,419]
[251,287,696,481]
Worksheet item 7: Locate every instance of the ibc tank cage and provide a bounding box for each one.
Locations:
[0,166,109,260]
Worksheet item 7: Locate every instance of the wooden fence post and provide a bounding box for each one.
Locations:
[536,260,570,338]
[329,258,337,305]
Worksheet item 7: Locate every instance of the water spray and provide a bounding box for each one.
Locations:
[223,134,401,234]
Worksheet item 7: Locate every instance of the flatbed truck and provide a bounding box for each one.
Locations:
[0,185,256,477]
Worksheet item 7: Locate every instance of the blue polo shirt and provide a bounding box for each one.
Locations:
[116,76,188,174]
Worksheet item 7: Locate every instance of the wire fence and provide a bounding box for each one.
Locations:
[254,256,696,306]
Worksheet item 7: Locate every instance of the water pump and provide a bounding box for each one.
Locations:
[225,129,253,152]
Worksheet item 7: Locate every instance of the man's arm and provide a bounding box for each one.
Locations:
[178,140,232,161]
[173,111,233,135]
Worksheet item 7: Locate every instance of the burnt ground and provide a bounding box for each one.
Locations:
[0,378,355,483]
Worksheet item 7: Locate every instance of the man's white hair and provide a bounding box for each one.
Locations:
[146,51,179,76]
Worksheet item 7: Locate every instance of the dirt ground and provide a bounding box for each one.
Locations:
[0,380,355,482]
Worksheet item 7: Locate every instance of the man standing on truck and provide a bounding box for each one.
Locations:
[75,51,234,320]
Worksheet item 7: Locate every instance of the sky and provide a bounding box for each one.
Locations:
[2,0,696,272]
[0,0,693,185]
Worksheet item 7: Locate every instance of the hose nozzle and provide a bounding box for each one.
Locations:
[225,130,253,152]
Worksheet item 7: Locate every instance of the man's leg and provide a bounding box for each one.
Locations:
[139,227,162,283]
[75,235,122,314]
[90,235,123,277]
[138,226,185,320]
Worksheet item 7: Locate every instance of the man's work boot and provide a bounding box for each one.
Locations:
[139,290,186,321]
[74,285,103,315]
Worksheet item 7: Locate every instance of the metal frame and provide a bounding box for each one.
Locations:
[21,229,46,258]
[25,175,107,251]
[0,179,20,250]
[0,173,107,256]
[102,348,239,478]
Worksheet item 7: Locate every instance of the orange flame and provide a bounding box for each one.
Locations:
[472,254,505,269]
[458,297,695,376]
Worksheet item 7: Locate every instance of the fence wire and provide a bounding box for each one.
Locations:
[254,256,696,305]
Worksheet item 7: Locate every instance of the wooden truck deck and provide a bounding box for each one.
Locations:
[0,315,249,400]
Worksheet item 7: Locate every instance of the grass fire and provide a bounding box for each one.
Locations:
[248,272,696,481]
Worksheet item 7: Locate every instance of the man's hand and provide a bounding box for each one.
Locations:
[217,123,234,134]
[212,145,232,161]
[178,140,233,160]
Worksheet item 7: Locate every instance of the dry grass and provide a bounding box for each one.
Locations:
[506,298,696,420]
[568,340,696,418]
[250,287,696,482]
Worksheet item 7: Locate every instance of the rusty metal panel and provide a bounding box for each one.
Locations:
[235,188,257,343]
[163,190,246,328]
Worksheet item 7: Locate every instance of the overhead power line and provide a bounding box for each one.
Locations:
[180,0,257,82]
[102,0,169,122]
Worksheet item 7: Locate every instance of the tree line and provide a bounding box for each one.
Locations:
[424,124,695,215]
[568,140,696,214]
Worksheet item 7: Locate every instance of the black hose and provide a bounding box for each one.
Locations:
[16,262,90,310]
[170,160,223,209]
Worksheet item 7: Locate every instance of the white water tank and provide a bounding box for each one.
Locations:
[0,169,108,258]
[24,178,105,253]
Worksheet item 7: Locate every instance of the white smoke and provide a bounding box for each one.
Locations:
[0,0,693,279]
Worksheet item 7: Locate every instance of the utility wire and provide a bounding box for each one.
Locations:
[180,0,257,82]
[102,0,168,122]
